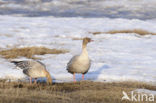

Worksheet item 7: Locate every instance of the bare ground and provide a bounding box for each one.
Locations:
[0,81,155,103]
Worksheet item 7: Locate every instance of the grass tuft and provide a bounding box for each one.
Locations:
[0,47,69,59]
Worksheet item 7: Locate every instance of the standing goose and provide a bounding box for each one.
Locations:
[11,60,52,84]
[67,37,93,82]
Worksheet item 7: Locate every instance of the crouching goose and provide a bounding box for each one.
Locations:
[67,37,93,82]
[11,60,52,84]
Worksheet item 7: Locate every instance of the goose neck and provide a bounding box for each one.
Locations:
[81,45,88,56]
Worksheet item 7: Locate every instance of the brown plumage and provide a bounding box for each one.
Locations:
[67,37,93,82]
[11,60,52,84]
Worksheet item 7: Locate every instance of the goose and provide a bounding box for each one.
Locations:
[11,60,52,84]
[67,37,93,82]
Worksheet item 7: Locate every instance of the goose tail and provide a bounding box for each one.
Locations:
[11,61,20,64]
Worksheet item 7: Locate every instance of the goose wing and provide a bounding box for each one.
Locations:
[67,55,79,67]
[11,61,31,70]
[36,61,46,68]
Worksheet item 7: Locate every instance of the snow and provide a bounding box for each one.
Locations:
[135,89,156,96]
[0,15,155,84]
[0,0,156,19]
[0,58,26,80]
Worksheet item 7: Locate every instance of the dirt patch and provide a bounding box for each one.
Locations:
[0,47,69,59]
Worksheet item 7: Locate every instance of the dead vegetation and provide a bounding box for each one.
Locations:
[0,33,11,37]
[71,37,83,40]
[91,29,156,35]
[0,81,155,103]
[0,47,68,59]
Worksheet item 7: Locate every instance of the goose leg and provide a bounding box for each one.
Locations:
[73,73,76,83]
[29,77,32,84]
[82,74,84,80]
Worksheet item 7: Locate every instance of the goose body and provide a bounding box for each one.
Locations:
[11,60,52,84]
[67,37,93,82]
[67,54,91,74]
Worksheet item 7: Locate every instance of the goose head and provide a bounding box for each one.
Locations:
[44,70,52,84]
[83,37,93,45]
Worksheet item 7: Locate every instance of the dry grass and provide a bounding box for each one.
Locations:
[71,37,83,40]
[0,34,12,37]
[0,81,155,103]
[91,29,156,35]
[0,47,68,59]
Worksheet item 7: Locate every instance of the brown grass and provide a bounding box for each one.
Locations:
[0,47,68,59]
[91,29,156,35]
[71,37,83,40]
[0,34,12,37]
[0,81,155,103]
